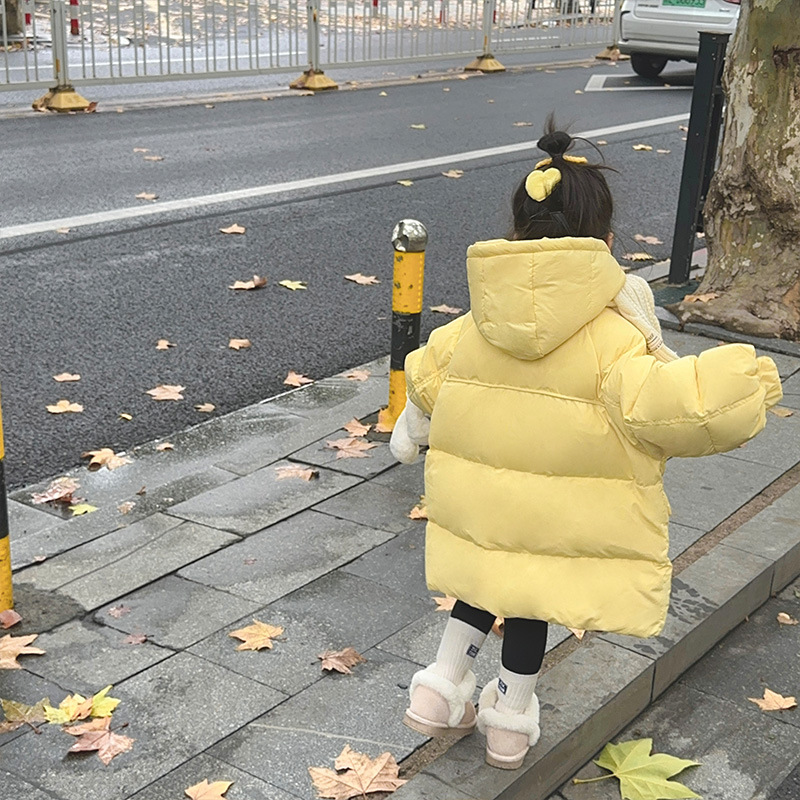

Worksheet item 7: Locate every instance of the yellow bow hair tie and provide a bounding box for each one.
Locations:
[525,167,562,202]
[534,155,589,169]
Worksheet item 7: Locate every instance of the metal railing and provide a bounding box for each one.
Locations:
[1,0,614,93]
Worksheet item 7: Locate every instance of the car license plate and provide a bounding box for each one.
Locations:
[662,0,706,6]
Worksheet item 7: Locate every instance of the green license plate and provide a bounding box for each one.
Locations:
[662,0,706,6]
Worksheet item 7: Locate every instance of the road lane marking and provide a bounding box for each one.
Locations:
[1,112,689,240]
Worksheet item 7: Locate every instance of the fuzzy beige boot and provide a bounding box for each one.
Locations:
[477,679,540,769]
[403,665,477,738]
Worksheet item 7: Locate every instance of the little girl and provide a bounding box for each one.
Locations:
[390,123,782,770]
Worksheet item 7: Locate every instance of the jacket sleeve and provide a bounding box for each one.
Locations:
[601,336,783,460]
[404,316,467,415]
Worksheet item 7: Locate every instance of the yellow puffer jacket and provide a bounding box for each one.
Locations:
[405,237,782,638]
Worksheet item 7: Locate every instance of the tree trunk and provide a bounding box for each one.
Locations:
[5,0,21,36]
[673,0,800,340]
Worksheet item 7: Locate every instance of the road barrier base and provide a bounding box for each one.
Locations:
[595,45,629,60]
[289,70,339,91]
[464,54,505,73]
[32,86,92,112]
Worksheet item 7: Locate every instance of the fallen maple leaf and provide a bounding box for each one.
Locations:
[279,280,307,291]
[132,147,149,153]
[123,633,147,645]
[657,149,671,154]
[622,252,655,262]
[430,304,463,315]
[512,121,533,127]
[632,144,653,151]
[326,438,379,459]
[683,292,719,304]
[147,384,185,401]
[0,697,49,733]
[492,618,504,637]
[156,442,174,451]
[309,745,407,799]
[143,155,165,161]
[47,399,84,414]
[135,192,158,201]
[69,503,97,516]
[749,688,797,712]
[56,227,70,235]
[634,234,663,245]
[568,628,586,640]
[573,738,700,798]
[373,419,393,433]
[31,477,80,505]
[117,501,135,514]
[344,273,380,286]
[679,125,689,132]
[118,412,133,421]
[284,371,313,387]
[596,139,608,145]
[342,419,371,437]
[53,372,80,382]
[408,503,428,520]
[228,275,267,290]
[185,779,234,799]
[82,448,132,471]
[769,407,794,418]
[433,596,456,612]
[155,339,176,350]
[108,605,131,619]
[344,370,370,381]
[379,91,387,97]
[409,123,426,130]
[0,610,22,629]
[318,647,367,675]
[64,716,134,765]
[220,223,246,235]
[195,403,216,412]
[228,338,252,351]
[441,169,464,179]
[275,465,319,481]
[0,634,45,669]
[777,612,799,625]
[44,693,92,725]
[396,180,414,187]
[229,620,283,651]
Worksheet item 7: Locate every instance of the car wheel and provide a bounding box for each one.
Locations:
[630,53,668,79]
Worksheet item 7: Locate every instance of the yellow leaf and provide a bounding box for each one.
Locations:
[378,91,387,97]
[284,370,313,387]
[44,692,92,724]
[682,292,719,304]
[769,407,794,418]
[441,170,464,179]
[46,400,84,414]
[195,402,216,412]
[279,280,307,290]
[777,612,799,625]
[657,149,671,154]
[118,413,133,421]
[396,180,414,187]
[219,223,246,235]
[90,685,121,718]
[53,372,80,382]
[409,123,426,130]
[318,647,367,675]
[748,688,797,712]
[185,779,234,799]
[69,503,98,516]
[0,697,49,730]
[228,620,284,651]
[632,144,653,151]
[622,252,655,262]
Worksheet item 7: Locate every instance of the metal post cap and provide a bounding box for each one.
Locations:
[392,219,428,253]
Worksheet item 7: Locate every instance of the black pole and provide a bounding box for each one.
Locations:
[669,32,729,285]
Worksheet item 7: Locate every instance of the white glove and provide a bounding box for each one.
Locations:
[613,273,679,363]
[389,401,431,464]
[405,400,431,445]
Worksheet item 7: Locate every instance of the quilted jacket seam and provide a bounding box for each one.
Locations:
[626,388,762,429]
[444,376,603,406]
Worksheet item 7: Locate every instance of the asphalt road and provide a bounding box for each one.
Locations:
[1,59,695,487]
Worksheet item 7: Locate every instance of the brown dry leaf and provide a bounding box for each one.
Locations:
[0,697,49,733]
[143,155,165,162]
[512,121,533,127]
[195,403,216,413]
[769,407,794,418]
[748,688,797,712]
[309,744,407,799]
[220,223,246,235]
[777,612,799,625]
[0,634,45,669]
[123,633,147,645]
[679,125,689,132]
[622,252,655,262]
[409,123,426,130]
[228,338,252,351]
[147,384,185,401]
[284,371,314,387]
[683,292,719,304]
[31,477,81,506]
[65,716,135,765]
[0,610,22,629]
[326,438,379,459]
[56,227,71,235]
[136,486,147,496]
[107,605,131,619]
[135,192,158,202]
[441,169,464,179]
[433,596,456,612]
[279,280,307,291]
[228,275,267,290]
[344,273,380,286]
[344,370,370,382]
[657,149,671,154]
[117,501,135,515]
[408,503,428,520]
[156,442,174,451]
[318,647,367,675]
[155,339,176,350]
[47,400,84,414]
[568,628,586,640]
[632,144,653,151]
[132,147,149,153]
[275,465,319,481]
[32,555,47,563]
[634,234,664,246]
[53,372,80,382]
[596,139,608,145]
[185,779,235,799]
[396,180,414,187]
[373,419,393,433]
[342,419,371,437]
[430,304,463,315]
[82,448,132,471]
[119,413,133,421]
[229,620,284,651]
[491,618,504,637]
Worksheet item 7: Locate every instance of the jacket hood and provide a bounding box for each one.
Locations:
[466,237,627,359]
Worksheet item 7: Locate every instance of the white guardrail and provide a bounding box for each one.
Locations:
[1,0,614,92]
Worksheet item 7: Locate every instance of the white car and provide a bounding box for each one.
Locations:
[618,0,740,78]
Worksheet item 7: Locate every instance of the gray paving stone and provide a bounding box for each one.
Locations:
[290,435,397,479]
[602,543,774,698]
[370,457,427,497]
[559,683,800,800]
[5,582,85,633]
[179,510,392,604]
[209,648,425,799]
[392,772,482,800]
[779,372,800,410]
[130,753,297,800]
[168,460,361,535]
[96,575,261,649]
[25,619,172,696]
[314,481,423,534]
[378,608,572,691]
[189,570,430,696]
[668,521,706,561]
[722,411,800,470]
[8,499,62,540]
[664,455,782,532]
[0,670,68,747]
[0,653,286,800]
[0,771,53,800]
[423,640,654,800]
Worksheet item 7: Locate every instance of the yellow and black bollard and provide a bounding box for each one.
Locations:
[0,399,12,614]
[378,219,428,432]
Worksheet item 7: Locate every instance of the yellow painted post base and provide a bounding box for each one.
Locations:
[464,55,505,73]
[0,537,12,613]
[32,86,92,112]
[595,45,630,60]
[289,70,339,91]
[378,369,408,432]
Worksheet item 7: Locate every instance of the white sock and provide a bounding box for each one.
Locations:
[495,666,539,715]
[430,617,488,684]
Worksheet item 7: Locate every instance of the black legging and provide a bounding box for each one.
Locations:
[452,600,548,675]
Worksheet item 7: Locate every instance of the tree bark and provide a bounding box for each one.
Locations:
[673,0,800,340]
